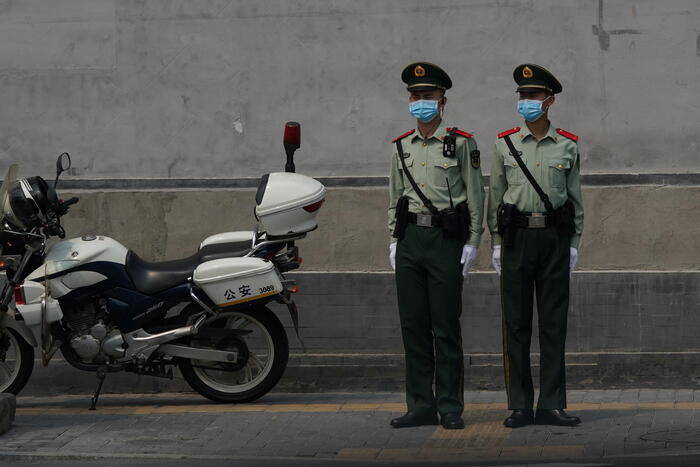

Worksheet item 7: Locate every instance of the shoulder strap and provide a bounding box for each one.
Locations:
[395,139,439,215]
[501,134,555,213]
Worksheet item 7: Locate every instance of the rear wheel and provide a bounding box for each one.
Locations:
[178,306,289,403]
[0,328,34,394]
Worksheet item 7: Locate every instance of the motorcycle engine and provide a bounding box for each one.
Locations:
[66,300,124,362]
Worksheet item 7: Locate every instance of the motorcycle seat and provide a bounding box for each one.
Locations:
[126,241,253,295]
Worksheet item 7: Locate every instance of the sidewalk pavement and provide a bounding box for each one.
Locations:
[2,389,700,466]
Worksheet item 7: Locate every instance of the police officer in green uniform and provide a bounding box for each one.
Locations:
[487,64,584,428]
[388,62,485,430]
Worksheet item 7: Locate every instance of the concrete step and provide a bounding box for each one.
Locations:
[15,351,700,397]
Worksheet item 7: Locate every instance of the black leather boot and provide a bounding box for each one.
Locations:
[535,409,581,426]
[440,412,465,430]
[390,411,439,428]
[503,409,535,428]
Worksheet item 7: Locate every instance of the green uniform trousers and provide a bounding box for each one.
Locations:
[501,226,570,410]
[395,223,464,416]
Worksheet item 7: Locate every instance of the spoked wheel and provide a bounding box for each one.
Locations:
[178,306,289,403]
[0,328,34,394]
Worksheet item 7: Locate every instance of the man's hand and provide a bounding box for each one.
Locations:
[460,245,478,276]
[389,243,397,271]
[492,246,501,275]
[569,247,578,274]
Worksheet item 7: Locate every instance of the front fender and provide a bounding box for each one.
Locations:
[1,309,38,347]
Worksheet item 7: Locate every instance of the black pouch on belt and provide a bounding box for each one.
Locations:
[393,196,409,241]
[497,203,517,246]
[440,207,463,242]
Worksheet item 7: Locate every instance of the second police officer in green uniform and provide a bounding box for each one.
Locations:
[487,64,584,428]
[388,62,485,430]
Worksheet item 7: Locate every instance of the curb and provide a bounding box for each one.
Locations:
[0,393,15,435]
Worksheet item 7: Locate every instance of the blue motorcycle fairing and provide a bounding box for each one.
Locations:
[43,261,193,333]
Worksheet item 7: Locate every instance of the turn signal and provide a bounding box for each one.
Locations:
[297,257,303,264]
[290,286,300,293]
[303,200,324,213]
[14,285,25,305]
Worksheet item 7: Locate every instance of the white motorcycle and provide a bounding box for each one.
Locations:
[0,123,325,408]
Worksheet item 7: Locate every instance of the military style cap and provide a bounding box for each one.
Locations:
[401,62,452,92]
[513,64,562,94]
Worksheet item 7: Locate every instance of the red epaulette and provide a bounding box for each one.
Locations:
[391,129,415,143]
[446,128,473,138]
[556,128,579,142]
[498,127,521,139]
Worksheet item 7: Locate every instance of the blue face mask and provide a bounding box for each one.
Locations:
[517,98,548,122]
[409,100,440,123]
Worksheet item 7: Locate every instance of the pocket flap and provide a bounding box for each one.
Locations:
[505,155,527,167]
[432,158,459,170]
[548,159,571,170]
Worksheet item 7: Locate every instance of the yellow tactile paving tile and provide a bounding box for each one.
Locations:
[336,448,381,458]
[15,400,700,416]
[340,445,584,460]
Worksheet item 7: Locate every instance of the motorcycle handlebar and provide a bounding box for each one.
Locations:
[62,197,79,208]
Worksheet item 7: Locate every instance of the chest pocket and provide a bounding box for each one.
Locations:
[548,158,570,188]
[397,154,414,174]
[429,157,461,188]
[504,155,526,185]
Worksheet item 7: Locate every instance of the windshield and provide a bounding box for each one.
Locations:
[0,164,19,218]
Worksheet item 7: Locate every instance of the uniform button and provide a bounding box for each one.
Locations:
[558,164,563,168]
[420,183,425,188]
[536,163,540,167]
[422,142,427,147]
[421,162,425,166]
[443,163,448,167]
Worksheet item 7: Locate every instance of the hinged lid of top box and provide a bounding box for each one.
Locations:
[255,172,325,217]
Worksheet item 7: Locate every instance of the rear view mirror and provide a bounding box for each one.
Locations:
[54,152,72,187]
[56,152,71,173]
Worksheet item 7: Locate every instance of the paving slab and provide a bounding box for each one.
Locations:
[1,390,700,465]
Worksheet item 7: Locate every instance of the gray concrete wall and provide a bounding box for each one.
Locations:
[59,185,700,271]
[1,0,699,179]
[20,271,700,394]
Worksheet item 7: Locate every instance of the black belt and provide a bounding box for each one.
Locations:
[512,212,556,229]
[407,212,441,227]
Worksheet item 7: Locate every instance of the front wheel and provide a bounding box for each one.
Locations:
[178,306,289,403]
[0,327,34,394]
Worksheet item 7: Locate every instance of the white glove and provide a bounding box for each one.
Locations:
[460,245,478,276]
[389,242,397,271]
[492,246,501,275]
[569,247,578,274]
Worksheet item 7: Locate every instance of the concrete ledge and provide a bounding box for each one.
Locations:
[12,270,700,396]
[0,394,15,435]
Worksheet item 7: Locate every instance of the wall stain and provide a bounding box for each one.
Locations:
[592,0,642,51]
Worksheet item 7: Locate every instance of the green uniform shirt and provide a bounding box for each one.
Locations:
[486,122,584,248]
[388,121,485,248]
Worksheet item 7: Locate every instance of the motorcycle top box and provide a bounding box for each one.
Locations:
[254,172,325,237]
[193,257,283,307]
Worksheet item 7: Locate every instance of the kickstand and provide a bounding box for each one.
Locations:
[89,369,107,411]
